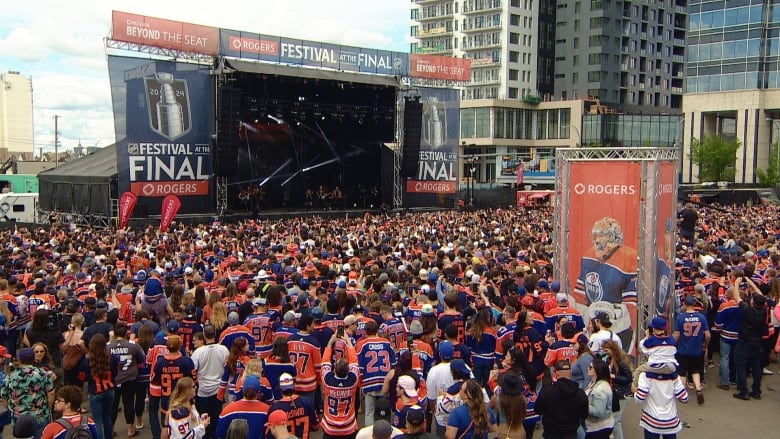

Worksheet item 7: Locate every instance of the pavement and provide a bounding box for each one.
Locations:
[74,359,780,439]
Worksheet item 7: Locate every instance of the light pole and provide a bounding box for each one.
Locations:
[570,124,582,147]
[468,155,478,206]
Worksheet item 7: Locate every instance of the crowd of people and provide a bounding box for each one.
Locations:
[0,202,776,439]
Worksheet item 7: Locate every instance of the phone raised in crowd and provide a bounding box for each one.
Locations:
[337,325,345,337]
[407,334,414,350]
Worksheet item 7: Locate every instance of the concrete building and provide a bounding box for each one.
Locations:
[554,0,687,113]
[0,71,34,155]
[681,1,780,184]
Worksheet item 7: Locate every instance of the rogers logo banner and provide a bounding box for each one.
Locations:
[160,194,182,232]
[573,183,637,195]
[118,192,138,228]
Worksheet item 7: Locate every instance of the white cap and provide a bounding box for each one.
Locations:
[184,267,194,275]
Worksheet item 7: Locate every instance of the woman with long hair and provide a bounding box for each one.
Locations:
[466,308,497,390]
[134,323,155,430]
[218,337,251,401]
[572,334,595,389]
[445,380,496,439]
[512,310,546,388]
[584,358,614,439]
[492,372,527,439]
[62,313,86,385]
[381,350,415,407]
[202,292,221,325]
[492,344,539,439]
[210,302,229,340]
[24,309,65,372]
[231,359,273,403]
[166,377,209,439]
[81,334,118,439]
[602,340,632,439]
[263,337,297,400]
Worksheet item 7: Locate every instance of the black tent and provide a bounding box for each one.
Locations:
[38,144,117,216]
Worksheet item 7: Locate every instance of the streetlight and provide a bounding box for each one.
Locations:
[570,124,582,147]
[467,155,478,206]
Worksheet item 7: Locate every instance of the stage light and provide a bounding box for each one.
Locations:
[267,114,284,125]
[321,115,326,120]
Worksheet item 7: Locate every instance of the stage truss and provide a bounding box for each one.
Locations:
[553,147,682,361]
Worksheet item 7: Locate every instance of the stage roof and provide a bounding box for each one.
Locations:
[39,143,117,183]
[223,59,401,88]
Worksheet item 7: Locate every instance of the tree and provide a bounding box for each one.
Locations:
[755,141,780,186]
[689,135,740,182]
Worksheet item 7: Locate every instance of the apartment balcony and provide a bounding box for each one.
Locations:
[671,86,683,93]
[414,46,454,55]
[418,11,454,22]
[462,2,503,16]
[672,54,684,62]
[462,23,502,33]
[417,27,453,38]
[673,38,685,46]
[468,77,502,85]
[462,41,502,50]
[413,0,449,4]
[471,58,501,67]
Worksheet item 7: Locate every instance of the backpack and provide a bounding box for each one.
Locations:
[56,415,93,439]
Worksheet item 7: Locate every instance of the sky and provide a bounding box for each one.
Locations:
[0,0,410,156]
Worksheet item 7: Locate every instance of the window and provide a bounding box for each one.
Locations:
[572,72,579,83]
[461,108,476,137]
[589,53,600,64]
[588,71,601,81]
[575,2,581,12]
[510,32,520,44]
[11,204,24,212]
[511,0,520,6]
[509,69,519,80]
[411,26,418,37]
[589,35,602,47]
[509,51,519,62]
[511,14,520,26]
[575,20,580,31]
[509,87,519,98]
[573,37,579,49]
[476,108,491,138]
[411,9,420,20]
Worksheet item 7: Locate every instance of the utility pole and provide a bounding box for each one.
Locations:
[54,114,60,167]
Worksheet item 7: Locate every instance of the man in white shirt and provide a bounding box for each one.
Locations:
[587,311,622,357]
[355,401,402,439]
[191,324,229,439]
[427,341,456,438]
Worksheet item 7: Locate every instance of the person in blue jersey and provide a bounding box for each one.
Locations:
[216,375,270,439]
[356,320,396,425]
[673,295,711,404]
[465,309,497,391]
[41,386,99,439]
[268,374,318,439]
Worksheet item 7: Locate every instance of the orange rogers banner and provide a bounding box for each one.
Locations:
[409,54,471,82]
[566,161,641,354]
[406,180,457,194]
[112,11,219,55]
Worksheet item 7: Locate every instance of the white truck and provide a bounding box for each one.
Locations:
[0,192,39,223]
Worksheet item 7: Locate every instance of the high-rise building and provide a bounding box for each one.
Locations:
[554,0,687,113]
[681,1,780,184]
[410,0,553,100]
[0,71,34,156]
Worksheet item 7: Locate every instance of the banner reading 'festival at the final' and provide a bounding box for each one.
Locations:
[108,56,214,216]
[111,11,470,82]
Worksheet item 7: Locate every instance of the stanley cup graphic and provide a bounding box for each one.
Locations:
[422,97,446,148]
[144,71,191,140]
[156,73,184,138]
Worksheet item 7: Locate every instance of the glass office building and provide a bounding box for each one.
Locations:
[682,0,780,184]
